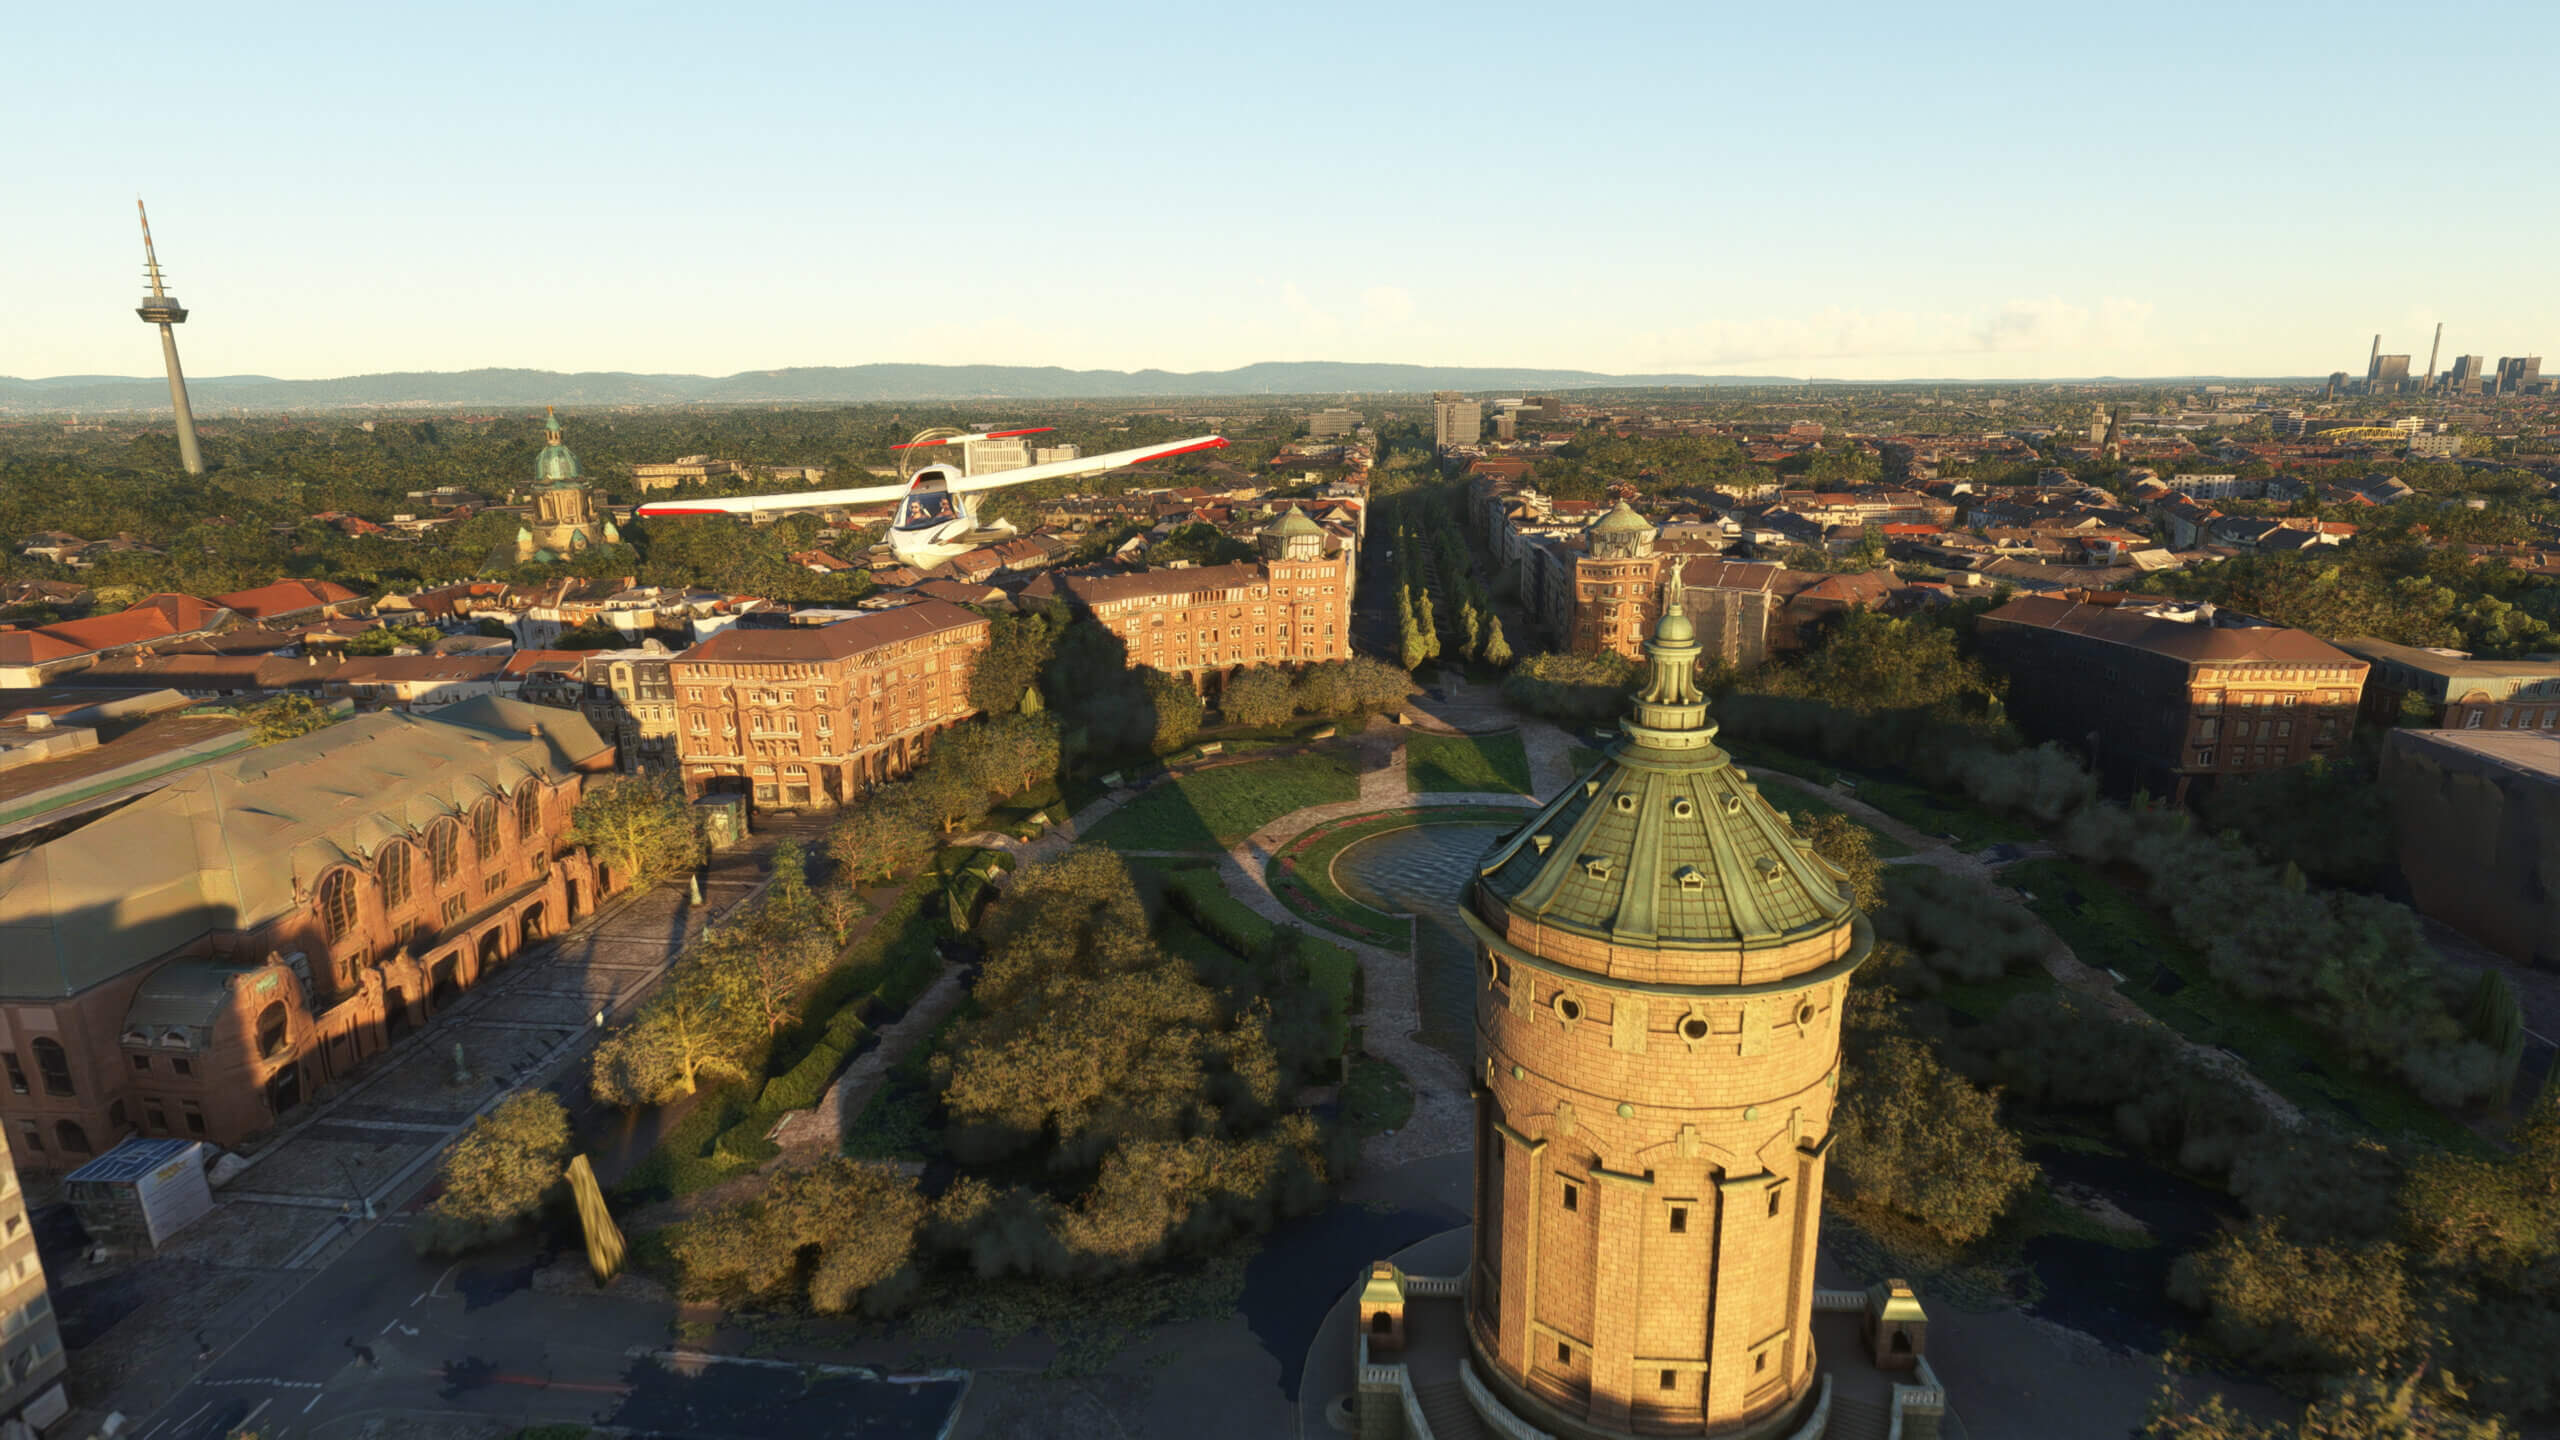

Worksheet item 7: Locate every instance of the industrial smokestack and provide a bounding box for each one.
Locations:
[2369,333,2382,382]
[2426,322,2442,387]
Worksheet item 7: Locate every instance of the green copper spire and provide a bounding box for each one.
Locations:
[534,405,583,486]
[1623,568,1719,755]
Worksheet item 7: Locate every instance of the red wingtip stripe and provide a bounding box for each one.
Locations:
[979,427,1057,439]
[636,506,729,516]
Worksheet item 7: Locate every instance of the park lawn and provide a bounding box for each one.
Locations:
[1340,1053,1414,1136]
[1084,752,1360,851]
[2004,858,2474,1149]
[1839,773,2036,847]
[1406,731,1534,795]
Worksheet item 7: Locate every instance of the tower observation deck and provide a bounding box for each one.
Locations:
[133,199,204,476]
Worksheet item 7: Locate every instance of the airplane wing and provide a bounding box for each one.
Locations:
[636,435,1229,518]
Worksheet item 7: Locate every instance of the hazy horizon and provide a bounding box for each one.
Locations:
[7,1,2552,384]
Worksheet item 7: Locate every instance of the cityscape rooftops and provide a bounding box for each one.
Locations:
[675,598,982,664]
[1982,594,2364,666]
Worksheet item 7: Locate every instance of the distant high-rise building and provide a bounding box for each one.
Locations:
[133,200,204,476]
[1432,392,1481,448]
[1307,408,1361,439]
[2425,322,2442,388]
[1032,443,1082,466]
[2326,372,2347,401]
[2086,404,2110,444]
[2496,357,2544,395]
[962,436,1032,474]
[2372,355,2412,393]
[2448,356,2488,393]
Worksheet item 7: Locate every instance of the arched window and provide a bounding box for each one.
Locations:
[30,1038,72,1098]
[376,842,412,910]
[317,869,359,942]
[256,1001,290,1060]
[53,1121,89,1154]
[471,799,503,863]
[516,784,542,843]
[427,818,461,886]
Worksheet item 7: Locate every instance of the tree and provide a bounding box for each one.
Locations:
[423,1090,571,1250]
[1144,669,1202,753]
[569,775,700,888]
[232,693,340,745]
[343,623,444,656]
[1830,1035,2034,1244]
[2396,1092,2560,1278]
[969,611,1062,716]
[589,955,759,1105]
[1223,667,1297,727]
[1483,616,1514,668]
[551,619,631,651]
[984,712,1062,795]
[2144,1368,2512,1440]
[2170,1220,2416,1375]
[1800,812,1882,911]
[829,803,937,885]
[668,1158,927,1317]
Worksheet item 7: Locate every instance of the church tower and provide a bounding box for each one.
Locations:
[517,406,606,564]
[1461,578,1870,1437]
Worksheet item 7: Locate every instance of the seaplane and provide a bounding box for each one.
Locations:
[635,425,1228,569]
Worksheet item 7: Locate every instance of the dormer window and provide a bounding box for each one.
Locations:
[1675,866,1707,891]
[1582,856,1615,881]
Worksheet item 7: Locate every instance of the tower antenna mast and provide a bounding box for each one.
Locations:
[134,198,205,476]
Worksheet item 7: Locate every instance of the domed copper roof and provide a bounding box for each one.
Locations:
[1473,577,1858,956]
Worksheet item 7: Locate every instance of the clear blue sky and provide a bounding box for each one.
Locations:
[7,0,2553,381]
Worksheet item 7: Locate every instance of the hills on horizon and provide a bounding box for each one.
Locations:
[0,360,2320,415]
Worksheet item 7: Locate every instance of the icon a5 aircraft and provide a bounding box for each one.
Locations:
[635,426,1228,569]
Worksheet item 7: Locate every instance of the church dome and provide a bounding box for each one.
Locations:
[1590,500,1653,533]
[534,406,582,485]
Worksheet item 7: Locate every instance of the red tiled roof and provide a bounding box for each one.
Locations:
[673,600,984,665]
[211,578,364,619]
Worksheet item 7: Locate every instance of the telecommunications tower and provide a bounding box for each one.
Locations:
[134,199,205,475]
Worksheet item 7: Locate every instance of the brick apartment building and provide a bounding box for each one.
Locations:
[1566,504,1894,666]
[1977,595,2368,802]
[1019,513,1355,693]
[0,698,619,1163]
[670,599,992,810]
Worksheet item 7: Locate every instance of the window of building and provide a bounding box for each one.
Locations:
[517,785,542,841]
[172,1057,192,1077]
[256,1002,290,1060]
[31,1039,72,1098]
[1562,1181,1579,1212]
[1768,1188,1785,1218]
[376,841,412,911]
[1669,1206,1687,1233]
[442,895,466,925]
[53,1122,88,1154]
[14,1124,36,1154]
[427,819,461,885]
[145,1099,167,1132]
[0,1055,24,1096]
[472,800,502,861]
[182,1102,205,1136]
[317,868,359,943]
[1557,1341,1572,1364]
[1661,1369,1678,1390]
[129,1053,150,1072]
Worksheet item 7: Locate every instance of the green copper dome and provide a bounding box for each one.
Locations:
[535,406,582,486]
[1590,501,1653,533]
[1265,507,1325,536]
[1473,580,1855,952]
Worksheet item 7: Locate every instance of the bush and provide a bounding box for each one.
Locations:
[420,1090,572,1254]
[2168,1220,2415,1376]
[1871,867,2045,986]
[1502,649,1639,722]
[1831,1035,2036,1244]
[668,1158,927,1317]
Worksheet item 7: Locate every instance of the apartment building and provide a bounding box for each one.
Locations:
[1977,595,2367,802]
[670,600,992,809]
[1018,513,1353,693]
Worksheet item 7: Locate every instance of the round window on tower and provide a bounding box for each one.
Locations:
[1555,993,1583,1024]
[1681,1015,1711,1042]
[1796,999,1818,1027]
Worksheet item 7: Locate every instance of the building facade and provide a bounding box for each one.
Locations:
[1435,393,1483,449]
[1457,591,1868,1437]
[0,699,619,1163]
[1020,516,1355,693]
[670,600,991,810]
[1977,596,2367,802]
[0,1124,64,1429]
[2382,727,2560,968]
[2334,637,2560,730]
[630,455,747,492]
